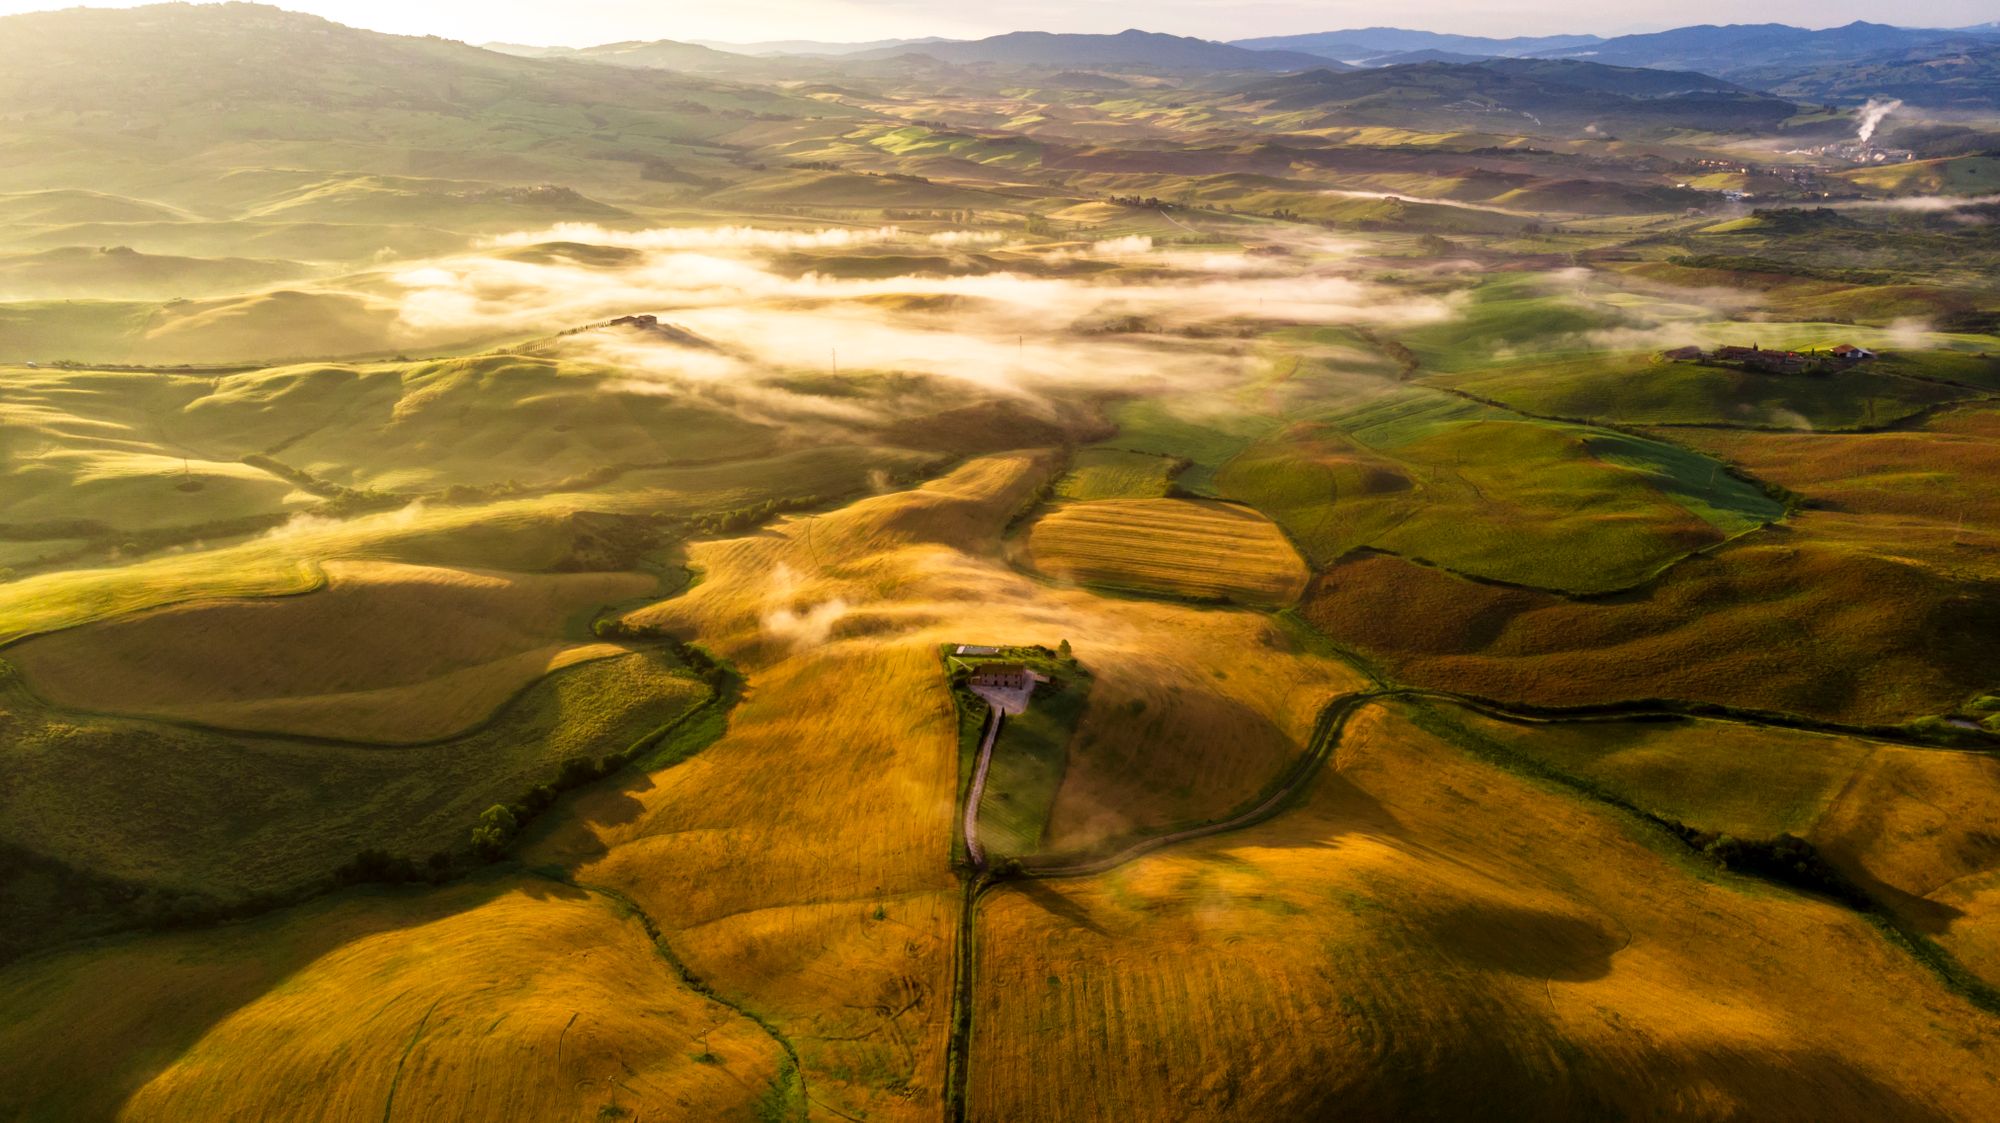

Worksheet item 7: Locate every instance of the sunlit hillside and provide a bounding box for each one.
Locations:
[4,3,2000,1120]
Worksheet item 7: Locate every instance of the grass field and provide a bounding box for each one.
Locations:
[1093,398,1284,493]
[168,355,784,493]
[1025,498,1310,605]
[9,561,653,741]
[1392,274,1628,374]
[0,648,712,959]
[1053,448,1180,500]
[0,875,793,1121]
[968,700,2000,1119]
[1301,542,2000,726]
[1667,411,2000,569]
[1433,352,1984,430]
[1809,748,2000,986]
[976,679,1089,859]
[1219,392,1782,591]
[1433,701,2000,988]
[1442,708,1876,839]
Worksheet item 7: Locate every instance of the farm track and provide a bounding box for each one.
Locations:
[939,682,2000,1121]
[962,708,1003,871]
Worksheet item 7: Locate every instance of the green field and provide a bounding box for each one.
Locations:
[976,681,1089,859]
[1434,351,1989,430]
[0,647,713,961]
[1217,389,1782,590]
[1054,448,1181,500]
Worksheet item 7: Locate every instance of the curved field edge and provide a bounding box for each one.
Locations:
[944,686,2000,1120]
[0,873,798,1122]
[0,642,742,966]
[1019,497,1311,606]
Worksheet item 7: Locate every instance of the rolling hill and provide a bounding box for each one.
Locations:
[853,29,1342,72]
[0,2,857,198]
[690,36,958,57]
[1233,28,1604,61]
[1529,20,2000,76]
[1751,42,2000,109]
[1227,59,1799,132]
[483,37,765,76]
[0,245,311,300]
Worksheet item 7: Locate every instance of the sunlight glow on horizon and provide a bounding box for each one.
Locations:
[0,0,1991,48]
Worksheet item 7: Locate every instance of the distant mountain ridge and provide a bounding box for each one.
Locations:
[485,37,761,75]
[1750,42,2000,109]
[852,29,1342,72]
[1228,21,2000,106]
[1231,57,1799,133]
[1528,20,2000,75]
[690,37,956,57]
[1234,28,1604,61]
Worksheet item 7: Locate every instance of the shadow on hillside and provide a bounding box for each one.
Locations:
[1,872,545,1120]
[1830,857,1967,935]
[1007,879,1111,938]
[1284,1032,1960,1123]
[1426,901,1619,982]
[513,676,753,870]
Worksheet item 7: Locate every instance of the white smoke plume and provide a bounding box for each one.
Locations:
[1857,98,1902,144]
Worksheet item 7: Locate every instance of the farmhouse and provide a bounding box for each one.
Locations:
[1831,343,1877,363]
[1712,343,1809,374]
[969,664,1031,691]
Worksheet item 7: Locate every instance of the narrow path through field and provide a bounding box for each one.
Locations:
[962,708,1002,871]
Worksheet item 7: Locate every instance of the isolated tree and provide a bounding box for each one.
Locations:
[1058,638,1073,660]
[470,804,520,858]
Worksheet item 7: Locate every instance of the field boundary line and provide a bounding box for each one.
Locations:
[547,873,812,1123]
[380,996,441,1123]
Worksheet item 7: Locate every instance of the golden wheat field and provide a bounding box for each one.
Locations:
[8,561,654,741]
[1024,498,1311,606]
[968,700,2000,1121]
[0,875,792,1121]
[1808,748,2000,987]
[1440,705,2000,988]
[512,454,1365,1116]
[1444,709,1880,839]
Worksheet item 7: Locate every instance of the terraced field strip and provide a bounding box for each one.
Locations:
[1025,498,1309,606]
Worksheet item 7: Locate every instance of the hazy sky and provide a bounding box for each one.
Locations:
[1,0,1992,46]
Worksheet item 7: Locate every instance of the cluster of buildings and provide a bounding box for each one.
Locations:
[1662,342,1877,374]
[1796,141,1917,166]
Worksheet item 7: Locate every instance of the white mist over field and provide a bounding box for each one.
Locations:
[382,224,1462,414]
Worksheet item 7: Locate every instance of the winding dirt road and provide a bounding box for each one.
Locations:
[962,707,1002,870]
